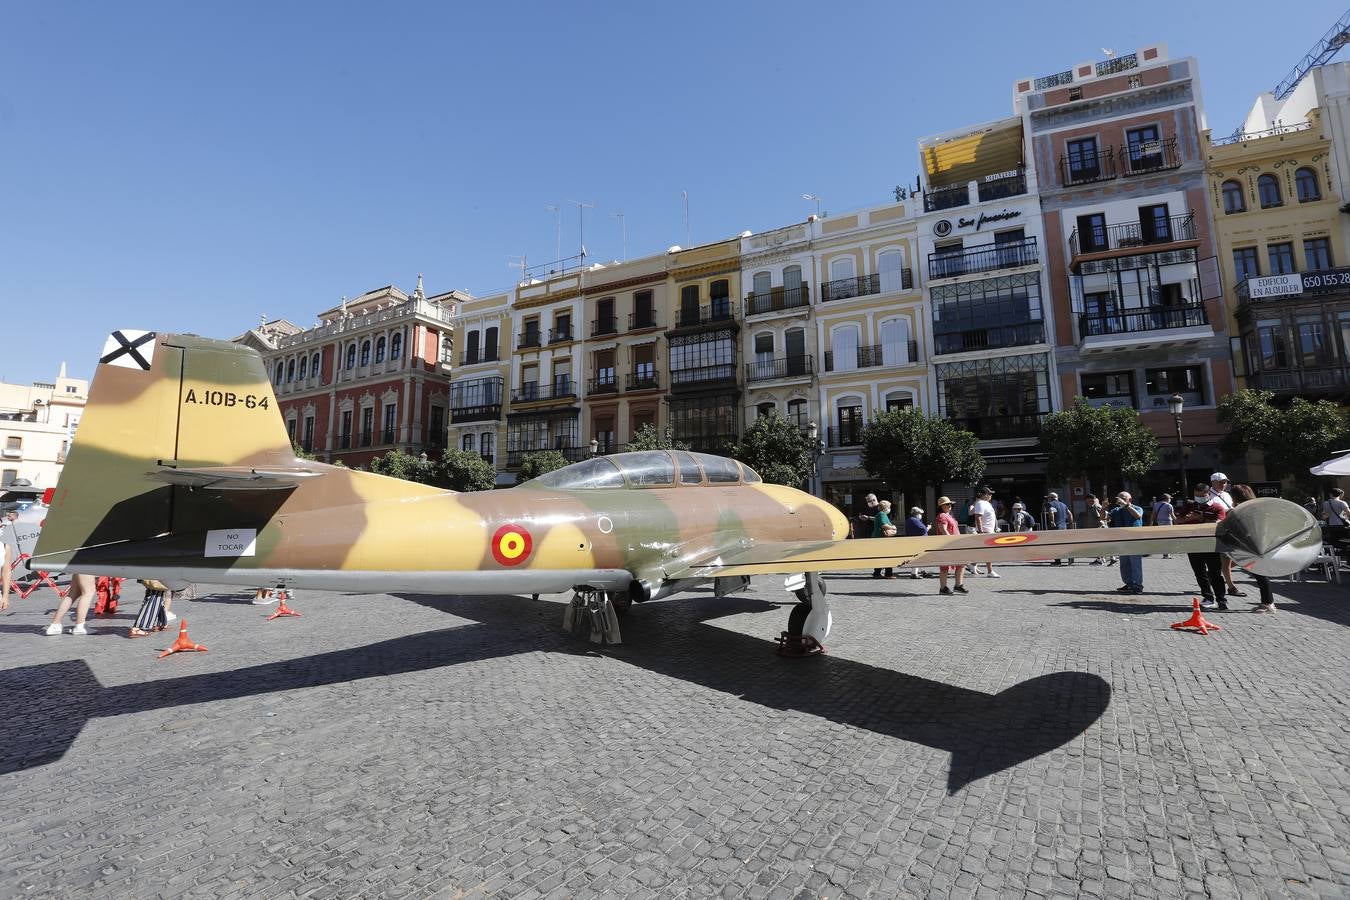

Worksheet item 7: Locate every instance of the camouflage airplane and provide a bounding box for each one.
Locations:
[33,331,1322,651]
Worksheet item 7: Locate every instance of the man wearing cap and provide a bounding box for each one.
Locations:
[969,486,1000,578]
[1108,491,1145,593]
[1009,502,1035,533]
[1045,491,1074,565]
[934,497,967,596]
[1207,474,1245,597]
[904,506,932,578]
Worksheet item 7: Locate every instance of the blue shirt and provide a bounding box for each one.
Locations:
[1047,500,1069,530]
[905,515,927,536]
[1108,503,1143,527]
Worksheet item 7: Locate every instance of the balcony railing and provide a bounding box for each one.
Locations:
[1059,147,1117,187]
[820,273,882,302]
[824,343,904,372]
[1247,366,1350,394]
[629,310,659,330]
[1121,138,1181,176]
[934,322,1045,355]
[382,428,396,445]
[1069,214,1196,257]
[590,317,618,337]
[670,363,737,387]
[360,431,373,448]
[675,303,734,328]
[549,328,573,344]
[517,331,542,350]
[947,414,1043,441]
[506,445,589,468]
[678,433,739,454]
[924,183,970,212]
[745,355,815,383]
[826,425,865,448]
[1211,121,1313,147]
[510,380,576,403]
[1078,303,1209,339]
[626,371,660,391]
[587,374,618,395]
[459,350,500,366]
[744,284,810,317]
[451,403,502,423]
[928,237,1039,280]
[977,169,1028,202]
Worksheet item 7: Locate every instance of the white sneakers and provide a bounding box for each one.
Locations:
[71,623,88,635]
[164,611,178,623]
[44,622,63,636]
[988,570,1001,578]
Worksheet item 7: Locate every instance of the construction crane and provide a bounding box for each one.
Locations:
[1273,9,1350,100]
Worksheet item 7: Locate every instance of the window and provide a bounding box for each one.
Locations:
[346,345,356,369]
[1257,320,1289,370]
[286,418,296,440]
[885,393,914,411]
[679,285,699,324]
[752,271,772,303]
[383,404,397,444]
[360,341,371,366]
[669,332,735,384]
[274,362,284,384]
[360,408,374,446]
[340,410,353,449]
[1268,242,1295,276]
[480,432,494,463]
[1081,372,1134,408]
[298,356,307,380]
[783,265,803,298]
[787,399,808,430]
[828,256,856,283]
[596,299,616,335]
[523,318,541,345]
[390,333,402,360]
[462,433,476,452]
[1305,238,1333,272]
[428,406,444,448]
[1295,167,1321,203]
[1233,247,1260,282]
[5,436,20,450]
[594,349,616,389]
[633,291,654,328]
[303,416,314,452]
[836,404,864,446]
[829,324,860,372]
[1138,203,1171,243]
[785,328,807,375]
[1076,213,1108,253]
[709,280,730,319]
[1296,315,1334,367]
[554,313,571,341]
[936,354,1050,439]
[1222,180,1246,214]
[285,359,295,383]
[375,337,386,363]
[669,395,737,450]
[880,318,911,367]
[878,249,907,293]
[483,327,498,361]
[1066,137,1100,182]
[2,470,16,487]
[593,418,615,454]
[311,353,321,380]
[931,242,964,279]
[1144,366,1205,406]
[1125,125,1162,171]
[754,332,774,372]
[1258,174,1282,209]
[932,272,1044,355]
[631,344,655,385]
[757,402,776,419]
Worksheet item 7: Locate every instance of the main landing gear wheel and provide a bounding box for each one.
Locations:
[563,589,623,645]
[777,572,830,658]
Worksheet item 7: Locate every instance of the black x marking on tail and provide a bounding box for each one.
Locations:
[100,331,156,369]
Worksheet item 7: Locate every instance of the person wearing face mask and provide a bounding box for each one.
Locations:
[1176,481,1227,609]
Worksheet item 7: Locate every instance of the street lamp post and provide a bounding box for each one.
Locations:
[806,421,824,497]
[1168,393,1186,497]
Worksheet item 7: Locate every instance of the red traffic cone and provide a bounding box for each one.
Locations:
[158,620,208,658]
[1171,597,1221,636]
[266,590,301,621]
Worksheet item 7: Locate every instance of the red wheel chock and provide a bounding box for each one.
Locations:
[1171,597,1221,635]
[266,590,302,621]
[159,620,208,658]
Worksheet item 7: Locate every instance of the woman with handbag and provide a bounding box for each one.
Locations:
[871,500,898,579]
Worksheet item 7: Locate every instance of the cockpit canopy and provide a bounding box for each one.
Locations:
[523,450,762,490]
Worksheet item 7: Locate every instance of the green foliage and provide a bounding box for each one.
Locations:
[331,459,347,468]
[516,450,572,482]
[1041,398,1158,491]
[626,424,689,452]
[369,449,437,485]
[291,442,316,461]
[860,408,985,499]
[1218,389,1348,491]
[439,447,497,492]
[730,413,815,487]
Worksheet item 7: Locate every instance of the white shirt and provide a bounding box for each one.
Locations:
[971,499,997,533]
[1206,487,1233,510]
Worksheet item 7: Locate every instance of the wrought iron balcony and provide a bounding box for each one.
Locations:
[517,331,542,350]
[587,374,618,395]
[675,302,734,328]
[670,363,737,387]
[625,371,660,391]
[590,317,619,337]
[1078,303,1208,340]
[510,380,576,404]
[628,310,659,330]
[924,183,970,212]
[1069,214,1196,257]
[381,428,396,445]
[826,425,865,448]
[744,284,810,317]
[1059,148,1117,187]
[934,322,1045,355]
[1247,366,1350,395]
[823,343,896,372]
[548,328,573,344]
[947,414,1043,441]
[745,355,815,383]
[459,350,480,366]
[450,402,503,423]
[928,237,1039,280]
[820,273,882,302]
[360,431,373,448]
[678,433,739,454]
[1120,137,1181,176]
[977,169,1028,202]
[339,432,352,450]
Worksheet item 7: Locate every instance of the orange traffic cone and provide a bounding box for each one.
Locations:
[266,590,301,621]
[158,620,208,658]
[1171,597,1221,635]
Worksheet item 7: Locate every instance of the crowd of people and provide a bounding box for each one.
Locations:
[849,472,1343,613]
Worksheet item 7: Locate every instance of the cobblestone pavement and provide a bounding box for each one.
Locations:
[1,556,1348,899]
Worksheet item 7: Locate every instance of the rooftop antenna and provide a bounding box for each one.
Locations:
[682,190,690,246]
[508,254,528,283]
[612,210,627,261]
[565,199,593,262]
[802,193,822,219]
[545,204,562,264]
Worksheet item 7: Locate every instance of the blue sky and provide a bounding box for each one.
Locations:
[1,1,1345,384]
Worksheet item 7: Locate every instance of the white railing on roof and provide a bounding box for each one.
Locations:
[275,299,455,349]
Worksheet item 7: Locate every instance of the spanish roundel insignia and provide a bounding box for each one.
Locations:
[987,534,1037,546]
[491,524,533,566]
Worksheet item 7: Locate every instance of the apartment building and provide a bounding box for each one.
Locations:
[918,115,1056,507]
[740,221,816,439]
[1208,61,1350,417]
[666,239,742,453]
[0,365,88,489]
[448,290,510,480]
[1019,43,1234,499]
[241,279,463,467]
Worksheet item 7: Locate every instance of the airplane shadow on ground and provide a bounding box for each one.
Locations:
[0,591,1111,794]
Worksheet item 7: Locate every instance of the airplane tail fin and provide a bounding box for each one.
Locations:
[35,331,299,564]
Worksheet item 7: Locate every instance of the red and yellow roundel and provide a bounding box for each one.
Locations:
[986,533,1037,546]
[491,524,534,566]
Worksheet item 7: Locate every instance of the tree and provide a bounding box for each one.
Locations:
[516,450,571,482]
[292,442,316,461]
[860,408,985,503]
[731,412,815,487]
[1218,389,1348,494]
[369,449,437,485]
[439,447,497,492]
[626,424,689,452]
[1041,398,1158,496]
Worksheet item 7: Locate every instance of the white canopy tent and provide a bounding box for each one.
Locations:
[1309,451,1350,476]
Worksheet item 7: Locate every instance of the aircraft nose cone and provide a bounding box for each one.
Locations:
[1216,498,1322,577]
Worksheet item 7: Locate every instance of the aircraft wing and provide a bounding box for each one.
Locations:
[679,525,1219,579]
[146,465,325,491]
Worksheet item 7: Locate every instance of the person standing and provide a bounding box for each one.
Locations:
[1321,487,1350,527]
[904,506,931,578]
[0,509,16,612]
[969,486,1000,578]
[1046,492,1074,566]
[44,573,98,635]
[1232,484,1277,613]
[1152,493,1175,559]
[934,497,967,596]
[1084,494,1113,566]
[1108,491,1144,593]
[1009,502,1035,533]
[1207,473,1245,598]
[871,500,897,579]
[1177,482,1227,609]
